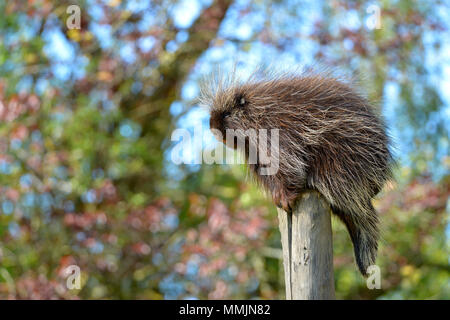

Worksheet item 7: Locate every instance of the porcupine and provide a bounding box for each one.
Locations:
[200,68,394,276]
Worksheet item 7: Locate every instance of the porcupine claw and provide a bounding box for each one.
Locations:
[272,188,297,213]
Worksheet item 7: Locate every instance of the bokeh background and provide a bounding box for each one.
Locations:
[0,0,449,299]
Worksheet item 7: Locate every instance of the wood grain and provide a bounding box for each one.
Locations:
[278,190,335,300]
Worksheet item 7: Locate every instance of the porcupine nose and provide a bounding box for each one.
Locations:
[210,111,229,130]
[210,111,229,143]
[209,113,219,131]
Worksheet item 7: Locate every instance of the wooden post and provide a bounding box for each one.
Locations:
[277,190,335,300]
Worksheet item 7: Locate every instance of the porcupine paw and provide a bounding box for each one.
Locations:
[272,188,297,213]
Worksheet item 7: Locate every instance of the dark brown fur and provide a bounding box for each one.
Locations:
[201,69,394,275]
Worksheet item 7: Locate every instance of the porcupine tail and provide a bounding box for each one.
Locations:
[331,203,379,276]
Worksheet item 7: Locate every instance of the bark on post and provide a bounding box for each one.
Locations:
[277,190,335,300]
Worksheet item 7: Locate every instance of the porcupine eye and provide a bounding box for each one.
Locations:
[235,94,247,108]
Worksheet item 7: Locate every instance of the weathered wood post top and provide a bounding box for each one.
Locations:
[277,190,335,300]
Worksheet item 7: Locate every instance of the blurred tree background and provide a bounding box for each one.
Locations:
[0,0,448,299]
